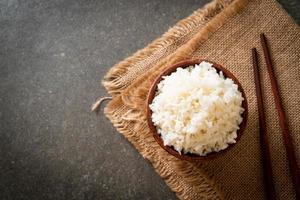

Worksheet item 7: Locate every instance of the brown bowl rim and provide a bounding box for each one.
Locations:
[146,59,248,162]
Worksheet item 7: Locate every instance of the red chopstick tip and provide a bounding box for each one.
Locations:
[260,33,267,43]
[252,48,258,62]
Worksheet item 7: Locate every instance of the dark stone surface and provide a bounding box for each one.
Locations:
[0,0,299,199]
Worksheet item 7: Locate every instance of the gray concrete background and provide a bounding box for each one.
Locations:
[0,0,299,200]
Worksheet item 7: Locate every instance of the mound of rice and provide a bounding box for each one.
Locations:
[149,61,244,156]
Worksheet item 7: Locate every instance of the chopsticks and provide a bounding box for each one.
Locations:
[260,33,300,199]
[252,33,300,199]
[252,48,276,200]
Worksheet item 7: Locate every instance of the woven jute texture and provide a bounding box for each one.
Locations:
[101,0,300,199]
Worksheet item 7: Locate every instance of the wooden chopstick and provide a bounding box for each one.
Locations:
[260,33,300,199]
[252,48,276,200]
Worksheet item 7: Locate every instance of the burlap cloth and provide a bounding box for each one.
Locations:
[100,0,300,199]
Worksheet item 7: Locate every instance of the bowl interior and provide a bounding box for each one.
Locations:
[146,59,248,162]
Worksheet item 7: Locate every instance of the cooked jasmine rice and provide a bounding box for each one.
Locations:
[150,61,244,156]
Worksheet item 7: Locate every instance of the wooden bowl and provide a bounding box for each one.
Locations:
[146,59,248,162]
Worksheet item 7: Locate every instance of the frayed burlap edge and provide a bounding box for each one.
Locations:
[102,0,246,96]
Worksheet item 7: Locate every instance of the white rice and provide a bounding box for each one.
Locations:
[149,61,244,156]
